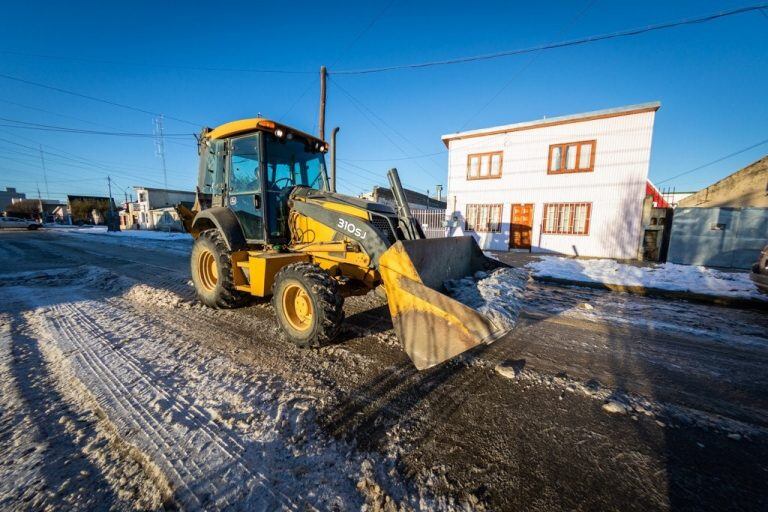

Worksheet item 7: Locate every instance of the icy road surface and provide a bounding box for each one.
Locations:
[1,230,767,511]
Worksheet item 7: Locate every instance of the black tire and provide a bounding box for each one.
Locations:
[271,262,344,348]
[190,229,248,308]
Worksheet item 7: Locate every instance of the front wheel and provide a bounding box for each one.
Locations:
[272,263,344,348]
[190,229,248,308]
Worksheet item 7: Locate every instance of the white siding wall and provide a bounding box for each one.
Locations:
[445,110,656,259]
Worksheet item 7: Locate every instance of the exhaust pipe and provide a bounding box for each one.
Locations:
[387,168,425,240]
[330,127,340,192]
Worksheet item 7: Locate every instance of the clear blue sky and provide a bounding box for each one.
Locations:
[0,0,766,202]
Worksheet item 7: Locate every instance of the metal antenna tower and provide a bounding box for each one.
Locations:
[154,114,169,203]
[39,145,49,199]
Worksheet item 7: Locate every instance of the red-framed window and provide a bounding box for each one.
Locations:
[467,152,503,180]
[465,204,503,233]
[542,202,592,235]
[548,140,596,174]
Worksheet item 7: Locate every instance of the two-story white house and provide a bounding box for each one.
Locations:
[441,102,660,259]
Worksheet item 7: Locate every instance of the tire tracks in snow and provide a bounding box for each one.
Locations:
[33,301,302,510]
[18,270,445,510]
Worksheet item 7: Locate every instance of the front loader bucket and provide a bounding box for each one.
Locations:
[378,236,511,370]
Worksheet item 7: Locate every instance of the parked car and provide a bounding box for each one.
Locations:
[0,217,42,230]
[751,245,768,295]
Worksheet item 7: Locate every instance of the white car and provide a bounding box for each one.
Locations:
[0,217,42,230]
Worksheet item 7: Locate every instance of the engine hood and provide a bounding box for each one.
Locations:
[291,187,396,215]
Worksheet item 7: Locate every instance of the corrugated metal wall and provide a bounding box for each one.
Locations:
[667,207,768,269]
[445,110,657,259]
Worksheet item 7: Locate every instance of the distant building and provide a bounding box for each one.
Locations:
[678,154,768,208]
[66,195,116,225]
[663,191,694,208]
[666,155,768,269]
[6,197,62,222]
[360,186,447,210]
[0,187,26,210]
[119,201,141,230]
[640,182,672,261]
[133,187,195,230]
[441,102,660,259]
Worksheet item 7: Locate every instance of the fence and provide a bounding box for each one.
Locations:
[667,207,768,269]
[412,208,447,238]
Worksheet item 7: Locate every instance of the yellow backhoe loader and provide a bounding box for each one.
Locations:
[179,118,512,369]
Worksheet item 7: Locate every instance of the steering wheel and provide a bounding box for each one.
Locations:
[273,177,294,190]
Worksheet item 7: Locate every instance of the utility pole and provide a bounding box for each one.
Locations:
[107,175,118,231]
[318,65,327,140]
[36,184,43,222]
[39,146,49,199]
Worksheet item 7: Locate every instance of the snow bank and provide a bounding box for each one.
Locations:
[526,257,765,300]
[61,226,191,241]
[444,267,529,331]
[58,226,192,254]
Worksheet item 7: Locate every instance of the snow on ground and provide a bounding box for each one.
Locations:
[54,226,192,253]
[445,267,529,332]
[526,256,766,301]
[0,265,456,510]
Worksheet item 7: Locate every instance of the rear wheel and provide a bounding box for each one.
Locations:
[190,229,248,308]
[272,263,344,348]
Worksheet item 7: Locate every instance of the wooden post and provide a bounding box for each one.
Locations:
[318,65,327,140]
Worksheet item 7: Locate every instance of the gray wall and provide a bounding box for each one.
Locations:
[667,207,768,269]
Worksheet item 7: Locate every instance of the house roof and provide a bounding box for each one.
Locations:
[441,101,661,147]
[371,186,447,209]
[134,187,196,195]
[67,195,114,203]
[646,181,671,209]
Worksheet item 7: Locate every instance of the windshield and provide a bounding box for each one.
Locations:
[264,134,327,192]
[264,133,327,239]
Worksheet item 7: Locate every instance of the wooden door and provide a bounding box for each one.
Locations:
[510,203,534,249]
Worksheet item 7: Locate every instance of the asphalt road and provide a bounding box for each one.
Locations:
[2,229,767,511]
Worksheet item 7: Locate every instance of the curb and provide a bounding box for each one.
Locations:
[533,275,768,311]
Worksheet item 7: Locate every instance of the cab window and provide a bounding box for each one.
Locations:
[229,135,261,193]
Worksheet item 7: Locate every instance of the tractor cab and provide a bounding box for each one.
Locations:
[195,118,329,245]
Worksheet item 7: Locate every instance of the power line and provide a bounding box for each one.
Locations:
[339,151,445,162]
[656,137,768,185]
[0,97,195,149]
[0,72,201,126]
[279,1,394,124]
[332,3,768,75]
[459,0,599,131]
[0,137,189,179]
[0,49,316,74]
[0,134,186,188]
[330,77,444,183]
[0,116,191,137]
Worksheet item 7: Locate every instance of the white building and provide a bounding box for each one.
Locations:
[134,187,195,230]
[442,102,660,259]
